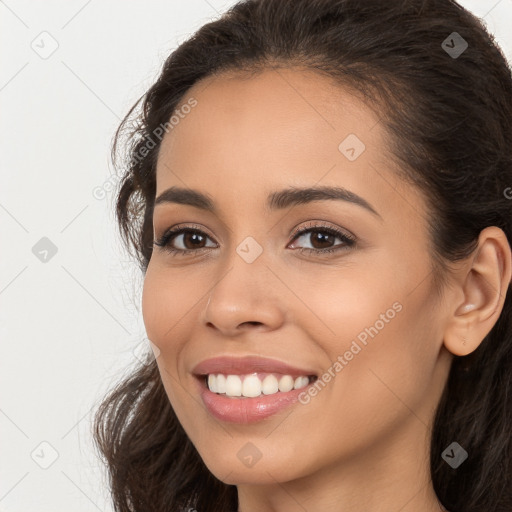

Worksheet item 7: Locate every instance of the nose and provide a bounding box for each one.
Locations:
[201,248,286,337]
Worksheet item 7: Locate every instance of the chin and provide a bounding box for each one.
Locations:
[199,448,306,486]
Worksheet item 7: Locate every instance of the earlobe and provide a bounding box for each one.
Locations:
[443,227,512,357]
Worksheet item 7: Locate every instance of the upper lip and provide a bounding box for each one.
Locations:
[192,355,317,377]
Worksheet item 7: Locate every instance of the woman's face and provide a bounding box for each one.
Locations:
[142,68,453,487]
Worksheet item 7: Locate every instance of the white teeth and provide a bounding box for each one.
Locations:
[208,374,217,393]
[262,374,279,395]
[206,373,312,397]
[216,374,226,394]
[242,375,261,397]
[294,376,309,389]
[278,375,294,392]
[225,375,242,396]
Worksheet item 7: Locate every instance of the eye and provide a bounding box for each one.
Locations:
[153,221,356,257]
[287,221,356,255]
[153,224,217,256]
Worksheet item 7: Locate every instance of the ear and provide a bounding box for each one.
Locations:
[443,226,512,357]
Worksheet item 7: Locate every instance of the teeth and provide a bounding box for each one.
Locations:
[278,375,294,392]
[216,374,226,394]
[262,374,279,395]
[206,373,312,397]
[208,374,217,393]
[225,375,242,396]
[242,375,261,397]
[294,376,309,389]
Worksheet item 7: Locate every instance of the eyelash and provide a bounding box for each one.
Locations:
[153,221,356,257]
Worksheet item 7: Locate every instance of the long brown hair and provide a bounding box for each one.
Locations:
[92,1,512,510]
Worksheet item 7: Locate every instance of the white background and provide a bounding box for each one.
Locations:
[1,1,511,510]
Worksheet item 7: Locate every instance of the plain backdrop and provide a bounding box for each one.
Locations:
[1,1,511,510]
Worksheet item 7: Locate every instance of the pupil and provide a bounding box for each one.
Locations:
[186,233,204,248]
[313,232,333,249]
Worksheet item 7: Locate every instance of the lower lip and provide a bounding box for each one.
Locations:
[196,377,315,424]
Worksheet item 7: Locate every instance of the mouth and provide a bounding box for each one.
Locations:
[194,372,320,424]
[191,355,320,423]
[196,372,318,399]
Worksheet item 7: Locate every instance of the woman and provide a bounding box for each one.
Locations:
[93,0,512,511]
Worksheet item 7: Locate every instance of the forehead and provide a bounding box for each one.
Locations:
[158,68,380,157]
[154,67,422,222]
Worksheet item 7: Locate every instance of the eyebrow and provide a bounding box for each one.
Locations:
[154,185,381,219]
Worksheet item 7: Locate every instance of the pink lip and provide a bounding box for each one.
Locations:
[195,377,315,424]
[192,355,317,378]
[192,355,318,424]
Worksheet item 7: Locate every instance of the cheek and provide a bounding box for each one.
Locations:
[291,263,403,353]
[327,292,439,435]
[301,266,437,429]
[141,264,199,420]
[141,265,166,347]
[141,262,200,350]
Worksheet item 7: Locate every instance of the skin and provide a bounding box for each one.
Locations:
[141,67,512,512]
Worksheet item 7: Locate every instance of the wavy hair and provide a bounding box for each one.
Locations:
[92,0,512,510]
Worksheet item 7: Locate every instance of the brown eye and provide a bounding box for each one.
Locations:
[288,225,356,255]
[154,227,217,255]
[178,231,208,250]
[306,231,336,249]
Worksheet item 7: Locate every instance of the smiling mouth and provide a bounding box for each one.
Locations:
[197,372,318,398]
